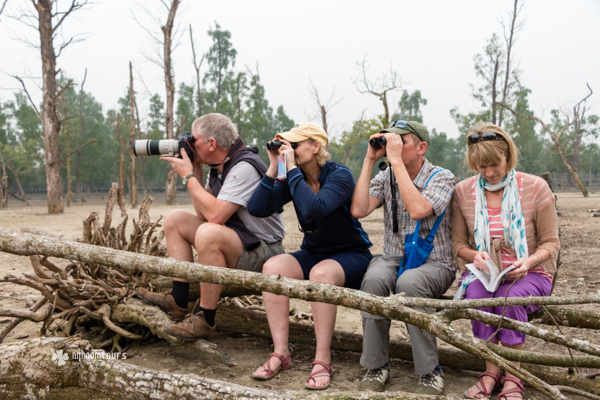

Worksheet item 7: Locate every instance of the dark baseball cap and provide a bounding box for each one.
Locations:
[380,120,429,143]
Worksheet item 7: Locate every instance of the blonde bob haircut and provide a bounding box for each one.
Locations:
[466,122,518,173]
[307,138,331,168]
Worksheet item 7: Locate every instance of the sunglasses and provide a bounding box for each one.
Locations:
[389,120,424,142]
[468,132,507,145]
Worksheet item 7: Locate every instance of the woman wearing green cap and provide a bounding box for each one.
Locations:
[248,122,373,390]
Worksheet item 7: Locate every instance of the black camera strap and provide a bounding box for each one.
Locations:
[390,165,399,233]
[208,137,245,167]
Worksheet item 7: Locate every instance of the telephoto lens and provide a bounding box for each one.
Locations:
[266,140,298,150]
[133,139,179,157]
[132,132,196,162]
[369,137,387,147]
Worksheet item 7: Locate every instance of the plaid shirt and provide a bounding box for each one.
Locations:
[369,158,456,271]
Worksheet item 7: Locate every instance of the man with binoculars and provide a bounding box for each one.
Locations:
[350,120,456,395]
[137,113,284,341]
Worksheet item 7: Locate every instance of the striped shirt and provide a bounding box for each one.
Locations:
[452,172,559,280]
[369,158,456,272]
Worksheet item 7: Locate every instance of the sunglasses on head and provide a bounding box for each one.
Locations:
[389,120,424,142]
[468,132,507,145]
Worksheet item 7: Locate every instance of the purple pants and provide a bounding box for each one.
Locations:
[462,271,552,345]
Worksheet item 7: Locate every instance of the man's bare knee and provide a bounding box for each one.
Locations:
[262,255,286,276]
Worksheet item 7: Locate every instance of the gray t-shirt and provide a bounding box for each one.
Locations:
[206,162,285,243]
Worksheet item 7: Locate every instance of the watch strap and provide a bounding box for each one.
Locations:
[182,173,196,186]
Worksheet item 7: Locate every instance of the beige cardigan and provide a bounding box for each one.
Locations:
[451,172,560,276]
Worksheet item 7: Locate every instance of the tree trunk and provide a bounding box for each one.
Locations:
[163,0,179,205]
[35,0,64,214]
[62,95,73,207]
[128,62,138,208]
[2,229,599,399]
[0,163,7,208]
[75,70,87,203]
[115,113,125,190]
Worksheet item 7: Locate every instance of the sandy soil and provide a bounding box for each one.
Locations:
[1,191,599,399]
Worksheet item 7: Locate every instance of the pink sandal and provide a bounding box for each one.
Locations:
[464,371,504,399]
[497,376,525,400]
[304,360,333,390]
[251,352,291,380]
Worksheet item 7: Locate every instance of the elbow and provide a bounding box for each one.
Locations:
[408,210,428,221]
[350,205,367,219]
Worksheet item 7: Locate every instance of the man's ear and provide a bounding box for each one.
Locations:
[208,138,217,151]
[418,141,428,155]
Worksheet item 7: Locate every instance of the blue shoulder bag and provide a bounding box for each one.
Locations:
[391,168,446,279]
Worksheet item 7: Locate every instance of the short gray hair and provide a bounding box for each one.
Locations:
[191,113,238,150]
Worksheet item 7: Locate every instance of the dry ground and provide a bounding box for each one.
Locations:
[0,190,599,399]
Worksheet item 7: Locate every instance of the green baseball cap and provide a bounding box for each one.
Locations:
[380,120,429,143]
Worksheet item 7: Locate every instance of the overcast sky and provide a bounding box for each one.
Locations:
[1,0,599,140]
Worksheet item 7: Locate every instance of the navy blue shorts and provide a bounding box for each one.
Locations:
[289,249,373,290]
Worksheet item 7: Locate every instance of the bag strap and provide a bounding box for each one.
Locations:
[412,168,446,240]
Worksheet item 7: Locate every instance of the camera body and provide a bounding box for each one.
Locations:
[132,132,196,163]
[266,140,298,150]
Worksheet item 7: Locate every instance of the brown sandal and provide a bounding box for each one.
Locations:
[251,352,291,380]
[464,371,503,399]
[497,376,525,400]
[305,360,333,390]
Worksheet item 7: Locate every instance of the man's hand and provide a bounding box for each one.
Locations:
[365,133,387,161]
[384,133,404,166]
[160,148,194,178]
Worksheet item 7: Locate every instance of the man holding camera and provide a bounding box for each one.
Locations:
[137,113,284,340]
[350,121,455,395]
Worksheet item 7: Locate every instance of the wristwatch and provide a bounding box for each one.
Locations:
[182,174,196,186]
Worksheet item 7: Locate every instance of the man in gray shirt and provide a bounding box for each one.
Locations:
[137,113,284,340]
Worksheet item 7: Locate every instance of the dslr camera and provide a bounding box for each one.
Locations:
[133,132,196,163]
[266,140,298,150]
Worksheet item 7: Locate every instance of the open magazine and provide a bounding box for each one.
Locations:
[465,260,515,293]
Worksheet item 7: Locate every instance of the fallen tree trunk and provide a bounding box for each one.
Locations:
[2,229,599,399]
[0,337,463,400]
[111,298,235,366]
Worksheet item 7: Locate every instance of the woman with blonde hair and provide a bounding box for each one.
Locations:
[248,122,372,390]
[451,122,559,400]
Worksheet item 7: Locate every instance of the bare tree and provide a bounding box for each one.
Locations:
[128,62,138,208]
[0,163,6,208]
[498,85,593,197]
[76,68,87,203]
[134,0,181,204]
[163,0,180,205]
[60,93,74,206]
[190,24,205,118]
[10,0,89,214]
[114,113,126,191]
[498,0,525,127]
[307,77,342,135]
[352,56,402,126]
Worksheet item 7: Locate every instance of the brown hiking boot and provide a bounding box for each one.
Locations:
[163,311,216,341]
[135,287,189,322]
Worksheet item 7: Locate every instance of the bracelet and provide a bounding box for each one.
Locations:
[288,165,298,171]
[533,253,542,264]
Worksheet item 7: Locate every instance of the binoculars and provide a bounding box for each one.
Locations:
[369,137,387,147]
[266,140,298,150]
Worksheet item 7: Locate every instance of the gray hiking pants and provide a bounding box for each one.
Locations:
[360,255,455,375]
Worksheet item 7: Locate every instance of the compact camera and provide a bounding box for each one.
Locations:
[132,132,196,163]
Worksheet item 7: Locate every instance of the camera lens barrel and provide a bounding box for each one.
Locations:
[369,137,387,147]
[132,139,179,157]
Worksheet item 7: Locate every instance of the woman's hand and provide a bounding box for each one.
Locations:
[265,141,280,178]
[505,258,531,280]
[474,251,491,272]
[276,139,297,170]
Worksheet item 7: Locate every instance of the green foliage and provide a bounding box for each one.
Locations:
[330,115,384,178]
[391,90,427,123]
